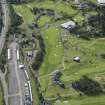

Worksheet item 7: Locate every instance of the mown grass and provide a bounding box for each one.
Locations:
[54,95,105,105]
[28,0,77,15]
[61,37,105,82]
[39,26,64,76]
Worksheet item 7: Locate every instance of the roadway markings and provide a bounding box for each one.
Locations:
[8,42,23,105]
[7,42,33,105]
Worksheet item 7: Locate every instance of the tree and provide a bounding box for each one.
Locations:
[72,76,103,96]
[32,50,44,70]
[9,6,23,27]
[97,6,105,35]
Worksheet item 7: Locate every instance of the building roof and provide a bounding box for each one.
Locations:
[73,57,80,62]
[75,0,80,4]
[61,21,76,29]
[27,51,33,56]
[97,0,105,5]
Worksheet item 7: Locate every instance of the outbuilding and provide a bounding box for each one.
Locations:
[61,21,76,30]
[73,56,80,62]
[97,0,105,5]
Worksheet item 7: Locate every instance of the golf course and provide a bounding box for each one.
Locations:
[12,0,105,104]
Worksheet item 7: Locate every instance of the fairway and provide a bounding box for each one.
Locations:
[39,26,64,76]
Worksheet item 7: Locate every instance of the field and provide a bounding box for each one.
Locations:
[12,0,105,105]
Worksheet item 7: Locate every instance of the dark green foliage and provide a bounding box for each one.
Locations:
[9,6,23,27]
[32,29,45,71]
[0,5,3,32]
[32,50,44,70]
[100,53,105,59]
[72,76,103,96]
[0,43,7,73]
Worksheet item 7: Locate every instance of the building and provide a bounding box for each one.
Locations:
[74,0,80,5]
[61,21,76,30]
[73,56,80,62]
[97,0,105,5]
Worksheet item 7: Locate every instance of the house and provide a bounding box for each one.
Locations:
[97,0,105,5]
[61,21,76,30]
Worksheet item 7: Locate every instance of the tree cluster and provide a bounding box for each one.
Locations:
[72,76,103,96]
[32,33,45,71]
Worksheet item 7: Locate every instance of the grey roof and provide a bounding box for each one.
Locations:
[61,21,76,29]
[97,0,105,5]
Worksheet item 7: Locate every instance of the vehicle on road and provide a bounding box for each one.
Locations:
[7,49,11,60]
[16,49,19,60]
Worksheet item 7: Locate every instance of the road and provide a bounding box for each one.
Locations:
[0,0,9,55]
[0,0,10,105]
[0,1,32,105]
[8,42,27,105]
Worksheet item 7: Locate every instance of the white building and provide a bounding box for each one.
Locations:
[97,0,105,5]
[73,57,80,62]
[74,0,80,5]
[61,21,76,30]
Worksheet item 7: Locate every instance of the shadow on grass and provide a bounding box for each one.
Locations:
[72,76,103,96]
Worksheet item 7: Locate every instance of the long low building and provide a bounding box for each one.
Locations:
[97,0,105,5]
[61,21,76,30]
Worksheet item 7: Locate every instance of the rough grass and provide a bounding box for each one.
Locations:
[13,5,34,24]
[0,81,4,105]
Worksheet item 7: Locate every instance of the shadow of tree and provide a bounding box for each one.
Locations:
[72,76,103,96]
